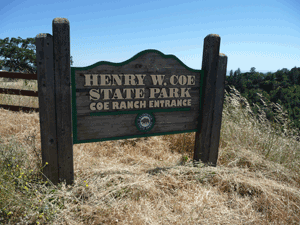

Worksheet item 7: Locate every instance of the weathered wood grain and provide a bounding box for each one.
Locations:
[209,53,227,166]
[35,33,59,185]
[52,18,74,185]
[194,34,221,165]
[75,111,199,141]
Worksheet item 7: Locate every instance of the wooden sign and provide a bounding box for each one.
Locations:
[36,17,227,185]
[71,50,204,144]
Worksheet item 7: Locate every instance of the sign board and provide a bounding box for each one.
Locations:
[71,50,204,144]
[36,17,227,185]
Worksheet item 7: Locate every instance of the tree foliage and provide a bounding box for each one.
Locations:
[226,66,300,136]
[0,36,73,74]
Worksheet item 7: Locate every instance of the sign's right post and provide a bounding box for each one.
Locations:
[194,34,228,166]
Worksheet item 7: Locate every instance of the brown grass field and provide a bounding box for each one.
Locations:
[0,79,299,224]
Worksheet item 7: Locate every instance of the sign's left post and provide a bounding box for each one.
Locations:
[36,17,74,186]
[36,33,60,185]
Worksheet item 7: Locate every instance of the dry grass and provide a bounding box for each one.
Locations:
[0,78,39,108]
[0,82,299,224]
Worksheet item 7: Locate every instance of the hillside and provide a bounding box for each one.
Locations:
[226,67,300,138]
[0,85,299,224]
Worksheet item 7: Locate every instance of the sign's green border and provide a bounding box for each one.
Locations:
[71,49,204,144]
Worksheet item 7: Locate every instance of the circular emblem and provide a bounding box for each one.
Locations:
[135,113,155,132]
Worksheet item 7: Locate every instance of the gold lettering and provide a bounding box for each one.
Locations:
[170,75,178,85]
[165,100,171,107]
[124,74,136,85]
[158,88,168,98]
[111,74,123,86]
[187,75,195,85]
[112,89,124,100]
[84,74,98,86]
[150,75,165,85]
[119,101,127,109]
[100,89,113,100]
[178,75,187,85]
[149,88,160,98]
[149,99,190,108]
[136,74,146,85]
[90,102,96,110]
[169,88,179,98]
[89,89,100,100]
[135,88,145,99]
[180,88,191,97]
[100,74,111,86]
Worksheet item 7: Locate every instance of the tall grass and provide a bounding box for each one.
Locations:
[0,82,299,224]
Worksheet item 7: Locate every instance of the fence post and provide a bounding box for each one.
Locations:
[194,34,221,166]
[52,18,74,185]
[35,33,59,185]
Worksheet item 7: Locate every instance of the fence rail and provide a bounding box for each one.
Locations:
[0,88,38,97]
[0,71,39,113]
[0,71,37,80]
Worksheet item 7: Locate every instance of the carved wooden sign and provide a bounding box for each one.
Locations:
[71,49,204,144]
[36,18,226,185]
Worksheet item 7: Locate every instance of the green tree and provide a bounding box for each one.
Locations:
[250,67,256,73]
[236,68,241,76]
[0,37,36,73]
[289,67,300,85]
[275,70,289,88]
[281,68,289,74]
[265,72,275,81]
[0,36,73,74]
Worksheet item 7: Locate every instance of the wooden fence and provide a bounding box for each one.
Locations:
[0,71,39,112]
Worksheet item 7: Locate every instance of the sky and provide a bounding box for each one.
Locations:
[1,0,300,75]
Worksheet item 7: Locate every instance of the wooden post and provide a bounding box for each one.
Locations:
[52,18,74,185]
[209,53,228,165]
[36,33,59,185]
[194,34,221,166]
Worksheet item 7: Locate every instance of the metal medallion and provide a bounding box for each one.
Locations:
[135,112,155,132]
